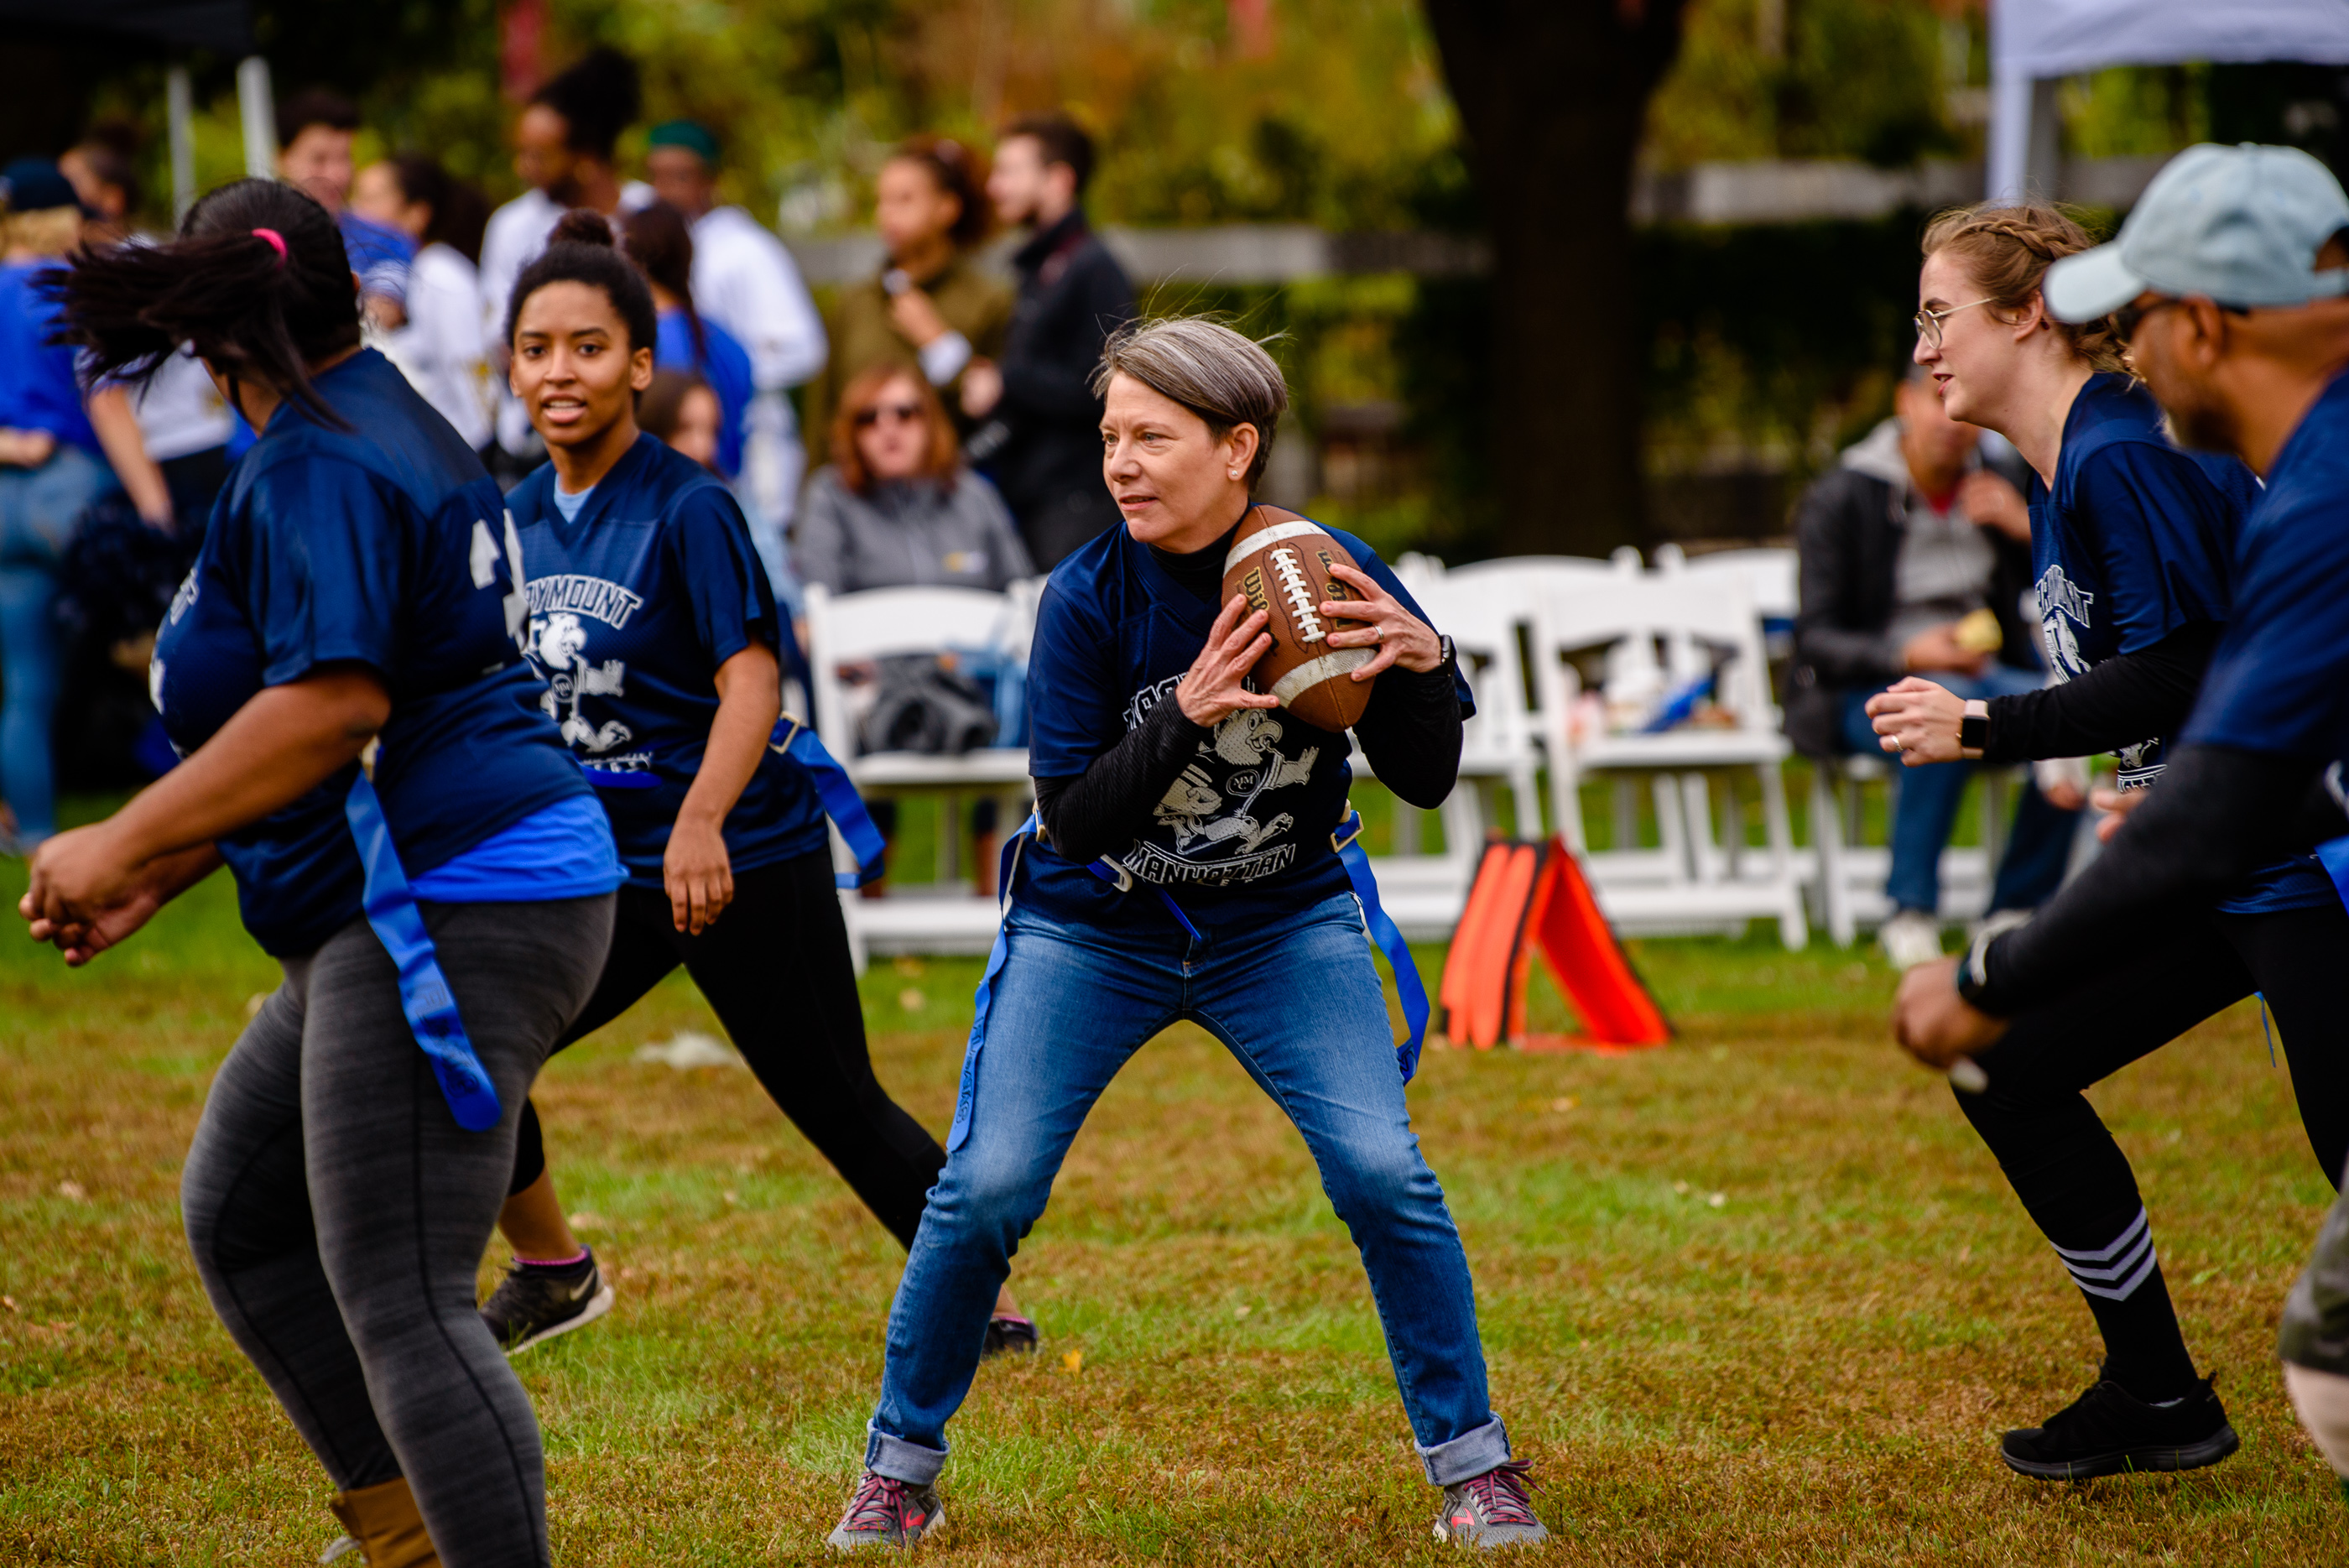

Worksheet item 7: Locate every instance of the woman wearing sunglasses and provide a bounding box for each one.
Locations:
[794,365,1033,596]
[1869,201,2349,1483]
[476,212,1034,1357]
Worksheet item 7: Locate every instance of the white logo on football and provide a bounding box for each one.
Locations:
[1268,547,1324,643]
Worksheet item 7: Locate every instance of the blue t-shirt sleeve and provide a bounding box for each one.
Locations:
[1026,581,1123,779]
[1336,531,1477,718]
[666,482,777,671]
[2072,442,2237,654]
[242,455,406,686]
[2182,491,2349,761]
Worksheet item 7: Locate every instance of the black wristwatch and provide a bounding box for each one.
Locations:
[1959,698,1989,760]
[1435,633,1456,671]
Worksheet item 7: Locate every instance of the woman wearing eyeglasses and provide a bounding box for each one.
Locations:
[1869,201,2349,1484]
[794,365,1034,596]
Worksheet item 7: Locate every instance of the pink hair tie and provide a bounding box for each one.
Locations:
[252,227,288,266]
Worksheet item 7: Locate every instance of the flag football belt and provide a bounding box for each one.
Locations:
[579,716,887,890]
[345,763,503,1133]
[948,806,1429,1151]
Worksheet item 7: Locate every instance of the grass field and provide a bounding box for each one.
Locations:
[3,836,2345,1565]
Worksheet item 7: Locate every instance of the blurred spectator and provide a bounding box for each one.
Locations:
[480,48,652,475]
[644,118,826,598]
[967,112,1133,570]
[352,154,494,451]
[61,127,233,525]
[0,159,170,848]
[805,136,1010,467]
[795,366,1033,596]
[640,369,725,475]
[621,201,756,480]
[276,89,414,333]
[1789,367,2078,967]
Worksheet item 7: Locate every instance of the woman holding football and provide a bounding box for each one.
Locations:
[825,316,1546,1552]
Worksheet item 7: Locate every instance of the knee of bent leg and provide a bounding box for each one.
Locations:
[932,1141,1054,1244]
[182,1134,315,1275]
[1317,1126,1442,1227]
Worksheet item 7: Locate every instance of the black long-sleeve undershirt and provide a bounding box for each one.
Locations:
[1033,527,1463,863]
[1965,746,2349,1016]
[1977,621,2223,763]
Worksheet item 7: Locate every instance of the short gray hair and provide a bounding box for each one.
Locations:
[1092,315,1289,486]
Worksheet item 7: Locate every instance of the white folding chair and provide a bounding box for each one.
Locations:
[802,581,1039,965]
[1533,573,1808,949]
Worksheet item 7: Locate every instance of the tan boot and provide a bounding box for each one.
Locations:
[327,1477,441,1567]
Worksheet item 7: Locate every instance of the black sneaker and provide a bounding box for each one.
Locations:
[980,1313,1039,1358]
[2001,1375,2239,1480]
[1433,1459,1549,1548]
[826,1470,943,1551]
[479,1249,613,1356]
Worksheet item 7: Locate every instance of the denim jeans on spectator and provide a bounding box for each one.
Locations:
[1840,663,2080,917]
[864,891,1512,1489]
[0,444,116,846]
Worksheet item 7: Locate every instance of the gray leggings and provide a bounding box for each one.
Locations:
[181,895,613,1568]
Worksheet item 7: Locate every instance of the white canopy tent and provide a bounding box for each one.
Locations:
[1989,0,2349,201]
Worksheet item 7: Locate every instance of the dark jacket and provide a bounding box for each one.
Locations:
[977,208,1135,570]
[1787,423,2037,758]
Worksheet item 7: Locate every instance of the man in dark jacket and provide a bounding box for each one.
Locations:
[961,112,1136,570]
[1789,369,2080,966]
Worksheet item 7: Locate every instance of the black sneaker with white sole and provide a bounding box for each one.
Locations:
[826,1471,943,1550]
[2001,1374,2239,1480]
[479,1249,613,1355]
[1433,1460,1548,1548]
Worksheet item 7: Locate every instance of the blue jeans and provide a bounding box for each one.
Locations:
[865,892,1511,1488]
[1840,664,2079,915]
[0,445,113,845]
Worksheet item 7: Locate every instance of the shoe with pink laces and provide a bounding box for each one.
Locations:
[826,1470,944,1551]
[1432,1459,1548,1548]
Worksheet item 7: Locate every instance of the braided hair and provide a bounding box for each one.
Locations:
[44,178,361,428]
[1920,202,2128,372]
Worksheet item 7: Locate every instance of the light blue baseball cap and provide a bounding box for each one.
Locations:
[2045,143,2349,322]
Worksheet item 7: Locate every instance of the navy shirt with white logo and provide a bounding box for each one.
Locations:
[1023,518,1471,932]
[150,350,597,956]
[2032,371,2330,913]
[2184,369,2349,789]
[507,433,827,885]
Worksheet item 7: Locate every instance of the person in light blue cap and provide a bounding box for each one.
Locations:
[1892,143,2349,1496]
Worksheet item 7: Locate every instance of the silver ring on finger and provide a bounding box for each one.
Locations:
[1369,624,1384,643]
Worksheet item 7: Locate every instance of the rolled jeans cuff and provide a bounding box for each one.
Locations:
[1416,1414,1511,1487]
[864,1423,948,1486]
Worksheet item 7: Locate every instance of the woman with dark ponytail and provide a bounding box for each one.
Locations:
[621,200,755,480]
[26,179,624,1566]
[475,210,1035,1361]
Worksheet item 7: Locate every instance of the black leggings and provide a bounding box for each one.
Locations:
[508,847,945,1248]
[1958,901,2349,1386]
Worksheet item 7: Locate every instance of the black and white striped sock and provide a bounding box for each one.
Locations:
[2051,1206,2198,1403]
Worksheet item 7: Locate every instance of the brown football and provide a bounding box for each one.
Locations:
[1221,507,1377,732]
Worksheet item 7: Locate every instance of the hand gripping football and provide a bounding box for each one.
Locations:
[1221,506,1376,732]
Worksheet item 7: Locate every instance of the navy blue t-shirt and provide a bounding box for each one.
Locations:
[1023,518,1472,932]
[2184,369,2349,786]
[151,350,596,956]
[2031,372,2330,913]
[508,433,827,886]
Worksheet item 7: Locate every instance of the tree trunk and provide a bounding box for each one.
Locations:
[1424,0,1688,557]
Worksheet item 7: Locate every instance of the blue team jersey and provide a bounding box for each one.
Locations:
[2031,371,2330,913]
[150,350,600,956]
[655,310,755,479]
[1023,518,1472,932]
[339,211,416,308]
[2183,369,2349,782]
[508,433,827,885]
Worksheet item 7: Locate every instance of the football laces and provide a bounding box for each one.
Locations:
[1268,548,1326,643]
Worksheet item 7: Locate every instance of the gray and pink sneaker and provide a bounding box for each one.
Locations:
[826,1471,944,1551]
[1433,1460,1548,1549]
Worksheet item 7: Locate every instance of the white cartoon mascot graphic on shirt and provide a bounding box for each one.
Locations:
[1142,706,1319,867]
[529,610,633,753]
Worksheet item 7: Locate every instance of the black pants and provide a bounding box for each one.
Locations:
[1959,901,2349,1388]
[509,847,945,1248]
[183,896,615,1568]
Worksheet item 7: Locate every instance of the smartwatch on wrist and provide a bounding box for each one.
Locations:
[1959,698,1989,761]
